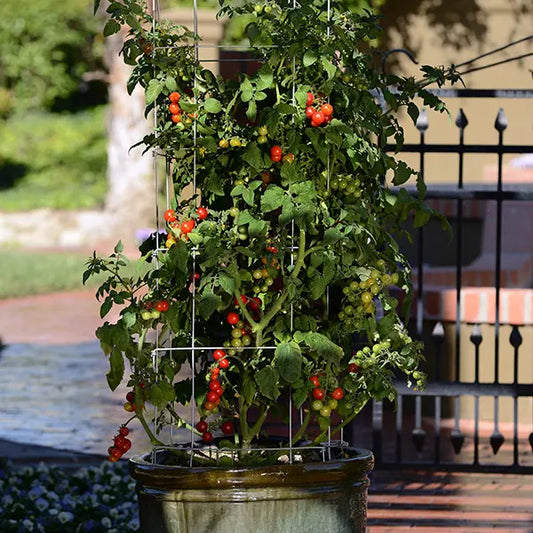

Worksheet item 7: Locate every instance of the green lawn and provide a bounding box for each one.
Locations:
[0,249,96,299]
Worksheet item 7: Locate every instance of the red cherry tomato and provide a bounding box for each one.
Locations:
[207,391,219,403]
[234,294,247,306]
[126,391,135,402]
[310,120,321,128]
[305,106,315,119]
[219,358,230,369]
[213,349,226,360]
[169,103,180,114]
[119,426,129,436]
[226,312,240,325]
[196,420,208,433]
[321,103,333,116]
[181,219,195,233]
[171,113,182,124]
[312,111,325,125]
[270,145,282,158]
[306,92,314,106]
[348,363,361,373]
[155,300,169,312]
[169,92,181,103]
[312,388,325,400]
[309,376,320,387]
[331,387,344,400]
[202,431,214,443]
[221,421,234,435]
[204,401,215,411]
[270,153,282,162]
[164,209,176,222]
[196,207,208,220]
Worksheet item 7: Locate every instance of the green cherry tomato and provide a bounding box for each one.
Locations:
[257,135,268,144]
[231,328,242,339]
[253,269,263,280]
[320,405,332,417]
[328,398,338,410]
[229,207,239,217]
[141,311,152,320]
[150,310,161,319]
[312,400,323,411]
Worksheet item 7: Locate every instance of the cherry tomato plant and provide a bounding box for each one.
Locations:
[86,0,459,458]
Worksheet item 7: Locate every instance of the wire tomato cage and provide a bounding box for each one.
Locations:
[144,0,345,467]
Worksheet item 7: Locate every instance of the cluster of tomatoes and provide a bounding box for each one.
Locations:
[167,91,197,127]
[338,260,400,329]
[107,425,132,462]
[141,299,169,321]
[309,376,345,418]
[225,311,255,351]
[123,389,144,414]
[305,92,334,127]
[219,137,243,148]
[168,92,182,124]
[196,416,235,445]
[164,206,208,248]
[269,145,294,164]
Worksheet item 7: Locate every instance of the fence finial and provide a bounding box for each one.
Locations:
[455,108,469,129]
[416,108,429,132]
[495,108,508,132]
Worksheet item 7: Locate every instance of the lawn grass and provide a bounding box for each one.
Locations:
[0,249,96,299]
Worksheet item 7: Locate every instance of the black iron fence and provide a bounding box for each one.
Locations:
[368,89,533,473]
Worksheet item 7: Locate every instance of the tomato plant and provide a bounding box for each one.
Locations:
[86,0,459,460]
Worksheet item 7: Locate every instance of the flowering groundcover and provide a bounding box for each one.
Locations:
[0,459,139,532]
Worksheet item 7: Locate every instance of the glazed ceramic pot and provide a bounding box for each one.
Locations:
[130,448,374,533]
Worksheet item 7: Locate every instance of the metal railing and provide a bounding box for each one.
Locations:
[369,89,533,473]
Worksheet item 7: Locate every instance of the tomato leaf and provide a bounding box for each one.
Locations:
[145,79,163,105]
[103,19,121,37]
[106,348,125,391]
[198,289,221,319]
[255,366,280,400]
[275,342,302,383]
[293,331,343,365]
[218,273,235,296]
[407,102,419,125]
[303,50,318,67]
[292,387,308,410]
[149,381,176,409]
[261,185,285,212]
[204,98,222,113]
[256,66,273,90]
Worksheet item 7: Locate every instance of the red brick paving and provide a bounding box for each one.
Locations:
[368,470,533,531]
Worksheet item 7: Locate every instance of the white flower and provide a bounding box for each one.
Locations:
[101,517,112,528]
[58,511,74,524]
[22,519,34,531]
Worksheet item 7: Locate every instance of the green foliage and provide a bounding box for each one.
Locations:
[0,0,103,113]
[86,0,459,453]
[0,106,107,211]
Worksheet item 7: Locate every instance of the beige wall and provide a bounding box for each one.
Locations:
[383,0,532,185]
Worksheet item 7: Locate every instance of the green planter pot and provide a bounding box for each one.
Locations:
[130,448,374,533]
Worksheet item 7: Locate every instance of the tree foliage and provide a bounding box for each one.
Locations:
[0,0,104,114]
